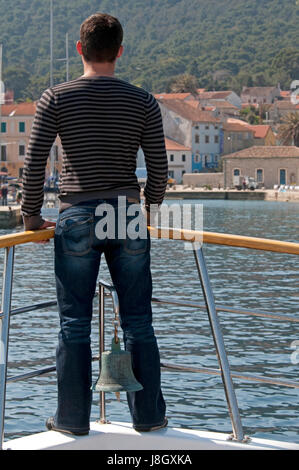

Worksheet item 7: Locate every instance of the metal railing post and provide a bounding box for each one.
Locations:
[98,283,107,423]
[0,246,15,450]
[193,243,246,442]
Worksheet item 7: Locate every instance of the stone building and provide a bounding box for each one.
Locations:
[222,122,255,155]
[269,101,299,124]
[241,86,281,105]
[222,146,299,189]
[0,102,62,179]
[197,90,242,108]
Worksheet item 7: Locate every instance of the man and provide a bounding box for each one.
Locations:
[1,182,8,206]
[21,13,168,435]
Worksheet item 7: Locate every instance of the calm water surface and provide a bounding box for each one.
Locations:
[1,199,298,443]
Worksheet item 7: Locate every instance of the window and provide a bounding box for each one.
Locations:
[19,122,25,133]
[233,169,240,176]
[182,154,186,162]
[1,146,7,162]
[19,145,25,156]
[19,168,23,178]
[204,155,209,166]
[256,169,263,183]
[182,170,185,176]
[205,135,209,144]
[214,135,219,144]
[215,125,219,130]
[170,154,174,162]
[205,125,209,130]
[195,154,200,163]
[1,122,7,133]
[195,125,199,130]
[195,134,199,144]
[215,155,219,163]
[169,171,174,178]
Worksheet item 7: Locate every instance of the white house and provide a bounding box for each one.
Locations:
[157,99,222,172]
[165,137,192,183]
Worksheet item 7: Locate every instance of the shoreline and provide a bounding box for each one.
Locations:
[163,187,299,203]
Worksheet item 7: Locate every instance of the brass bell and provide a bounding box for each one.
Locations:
[93,338,143,393]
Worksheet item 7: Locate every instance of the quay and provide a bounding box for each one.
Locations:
[164,187,299,202]
[0,205,23,229]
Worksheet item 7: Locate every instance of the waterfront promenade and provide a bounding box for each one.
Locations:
[164,186,299,203]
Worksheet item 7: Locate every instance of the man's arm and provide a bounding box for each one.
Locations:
[21,88,58,231]
[141,94,168,212]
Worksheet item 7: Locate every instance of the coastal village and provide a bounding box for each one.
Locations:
[0,82,299,219]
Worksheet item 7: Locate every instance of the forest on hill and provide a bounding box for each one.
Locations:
[0,0,299,100]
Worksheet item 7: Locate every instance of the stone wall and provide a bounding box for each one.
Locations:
[183,172,224,188]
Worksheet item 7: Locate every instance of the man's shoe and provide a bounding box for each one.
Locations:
[45,417,89,436]
[133,417,168,432]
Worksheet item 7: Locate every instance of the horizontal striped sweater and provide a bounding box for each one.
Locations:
[21,76,168,230]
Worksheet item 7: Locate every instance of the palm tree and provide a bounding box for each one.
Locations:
[278,112,299,147]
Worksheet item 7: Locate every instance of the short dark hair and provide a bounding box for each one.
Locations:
[80,13,123,63]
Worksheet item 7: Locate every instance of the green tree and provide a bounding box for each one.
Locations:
[2,66,30,100]
[167,74,199,94]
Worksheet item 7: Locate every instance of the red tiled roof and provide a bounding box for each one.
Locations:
[241,103,259,108]
[226,118,251,126]
[241,86,279,96]
[208,100,238,109]
[159,99,221,123]
[198,90,233,100]
[226,120,272,138]
[2,102,37,116]
[280,91,291,97]
[249,125,271,139]
[272,100,298,109]
[223,122,253,133]
[222,146,299,159]
[154,92,193,100]
[165,137,191,151]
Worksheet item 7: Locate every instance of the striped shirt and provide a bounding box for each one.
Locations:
[21,76,168,230]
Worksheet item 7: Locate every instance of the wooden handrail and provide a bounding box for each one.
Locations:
[0,227,298,255]
[148,227,299,255]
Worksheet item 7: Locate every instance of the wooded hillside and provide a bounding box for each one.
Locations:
[0,0,298,100]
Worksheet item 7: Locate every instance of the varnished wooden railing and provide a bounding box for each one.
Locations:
[0,227,298,255]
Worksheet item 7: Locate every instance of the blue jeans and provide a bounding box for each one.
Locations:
[53,198,166,432]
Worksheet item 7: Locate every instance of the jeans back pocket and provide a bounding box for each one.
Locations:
[58,214,94,256]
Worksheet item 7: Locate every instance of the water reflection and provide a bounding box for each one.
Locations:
[1,200,298,443]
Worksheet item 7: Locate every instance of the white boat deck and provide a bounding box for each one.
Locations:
[4,421,299,450]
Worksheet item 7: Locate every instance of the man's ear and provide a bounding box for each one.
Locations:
[116,45,124,59]
[76,40,83,56]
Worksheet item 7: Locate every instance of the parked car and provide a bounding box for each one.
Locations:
[233,175,257,190]
[247,177,257,190]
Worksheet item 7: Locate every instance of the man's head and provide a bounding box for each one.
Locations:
[78,13,123,63]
